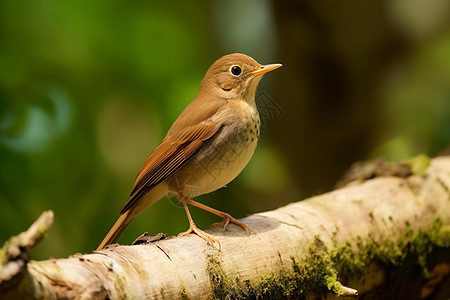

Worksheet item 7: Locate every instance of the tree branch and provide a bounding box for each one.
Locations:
[1,157,450,299]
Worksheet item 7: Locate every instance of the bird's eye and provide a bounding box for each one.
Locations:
[230,65,242,76]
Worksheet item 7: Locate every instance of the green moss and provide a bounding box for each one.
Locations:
[38,225,48,236]
[0,235,21,267]
[331,242,365,275]
[429,217,450,247]
[206,237,349,299]
[0,245,6,266]
[205,217,450,298]
[206,255,231,299]
[402,154,431,175]
[332,216,450,279]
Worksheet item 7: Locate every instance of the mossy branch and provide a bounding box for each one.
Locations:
[1,157,450,299]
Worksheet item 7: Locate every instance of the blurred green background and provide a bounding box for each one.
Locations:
[0,0,449,259]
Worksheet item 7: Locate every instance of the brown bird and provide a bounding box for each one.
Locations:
[97,53,282,250]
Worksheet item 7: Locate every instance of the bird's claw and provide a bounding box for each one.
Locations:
[178,224,221,250]
[211,213,251,235]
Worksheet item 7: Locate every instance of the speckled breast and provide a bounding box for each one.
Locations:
[169,101,261,198]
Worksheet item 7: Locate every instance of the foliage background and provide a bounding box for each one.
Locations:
[0,0,449,259]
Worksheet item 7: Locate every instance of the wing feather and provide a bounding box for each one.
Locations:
[120,120,222,214]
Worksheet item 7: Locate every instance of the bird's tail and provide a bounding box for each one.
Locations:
[96,182,169,251]
[96,210,133,251]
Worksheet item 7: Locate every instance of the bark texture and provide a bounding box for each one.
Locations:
[1,156,450,299]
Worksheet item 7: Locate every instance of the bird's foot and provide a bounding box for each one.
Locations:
[212,213,251,235]
[178,223,221,250]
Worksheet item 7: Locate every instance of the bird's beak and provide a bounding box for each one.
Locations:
[249,63,282,76]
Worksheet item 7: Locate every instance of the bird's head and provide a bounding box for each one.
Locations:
[199,53,282,103]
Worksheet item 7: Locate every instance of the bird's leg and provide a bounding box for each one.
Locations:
[185,199,250,234]
[178,194,221,249]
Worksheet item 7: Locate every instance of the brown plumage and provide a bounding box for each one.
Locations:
[97,53,282,250]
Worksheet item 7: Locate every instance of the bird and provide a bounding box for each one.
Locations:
[96,53,282,250]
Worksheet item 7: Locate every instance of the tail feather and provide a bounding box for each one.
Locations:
[96,211,133,251]
[96,182,169,251]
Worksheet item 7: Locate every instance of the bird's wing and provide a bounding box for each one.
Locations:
[120,119,223,214]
